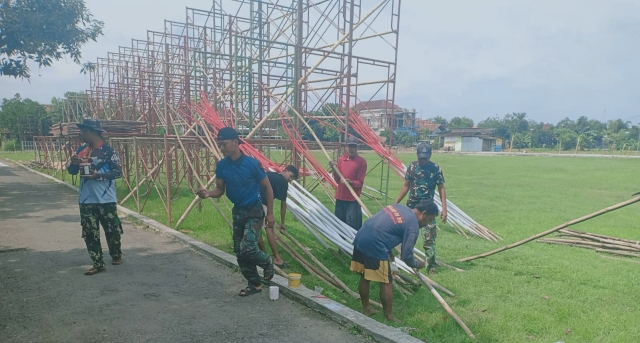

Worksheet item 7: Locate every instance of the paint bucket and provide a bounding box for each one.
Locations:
[269,286,279,301]
[288,273,301,288]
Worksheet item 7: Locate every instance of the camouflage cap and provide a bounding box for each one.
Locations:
[417,142,432,158]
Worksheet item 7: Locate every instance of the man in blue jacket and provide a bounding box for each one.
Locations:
[198,127,276,296]
[351,200,438,323]
[67,119,123,275]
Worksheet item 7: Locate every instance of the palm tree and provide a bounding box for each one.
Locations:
[554,127,577,153]
[574,123,595,154]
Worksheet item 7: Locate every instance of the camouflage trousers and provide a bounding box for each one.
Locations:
[232,201,272,286]
[407,198,437,270]
[80,203,123,268]
[423,222,437,271]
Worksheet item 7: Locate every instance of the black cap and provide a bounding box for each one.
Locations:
[417,142,432,158]
[217,127,243,144]
[76,119,104,133]
[284,165,299,180]
[345,136,359,146]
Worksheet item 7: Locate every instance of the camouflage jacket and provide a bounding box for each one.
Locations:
[404,161,445,206]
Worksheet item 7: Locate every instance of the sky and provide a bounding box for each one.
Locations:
[1,0,639,125]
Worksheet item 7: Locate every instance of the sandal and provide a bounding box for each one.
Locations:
[84,266,106,275]
[239,284,262,296]
[273,258,289,269]
[112,258,123,265]
[263,257,275,281]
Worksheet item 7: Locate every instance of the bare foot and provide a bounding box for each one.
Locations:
[362,307,379,317]
[273,257,285,266]
[385,315,402,324]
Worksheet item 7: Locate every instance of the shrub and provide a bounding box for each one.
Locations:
[2,140,18,151]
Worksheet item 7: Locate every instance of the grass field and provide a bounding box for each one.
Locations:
[3,150,640,343]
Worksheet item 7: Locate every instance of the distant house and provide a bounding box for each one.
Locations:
[444,128,501,152]
[354,100,416,136]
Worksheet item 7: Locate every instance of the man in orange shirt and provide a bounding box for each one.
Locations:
[330,136,367,231]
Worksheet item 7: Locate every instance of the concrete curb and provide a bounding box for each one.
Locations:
[5,158,424,343]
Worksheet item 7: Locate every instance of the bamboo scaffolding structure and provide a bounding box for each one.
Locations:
[459,196,640,262]
[244,0,390,140]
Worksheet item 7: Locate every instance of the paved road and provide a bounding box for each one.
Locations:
[0,162,367,343]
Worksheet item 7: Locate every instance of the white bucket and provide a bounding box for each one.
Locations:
[269,286,279,301]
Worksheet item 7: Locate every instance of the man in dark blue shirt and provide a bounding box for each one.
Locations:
[198,127,276,296]
[351,200,438,323]
[258,165,299,268]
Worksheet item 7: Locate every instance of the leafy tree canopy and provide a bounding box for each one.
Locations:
[0,0,104,79]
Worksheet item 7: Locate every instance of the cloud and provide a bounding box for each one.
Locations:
[1,0,638,123]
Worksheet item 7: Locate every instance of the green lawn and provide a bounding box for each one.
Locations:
[5,151,640,343]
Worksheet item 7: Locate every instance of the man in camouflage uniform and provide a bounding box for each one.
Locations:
[395,142,447,273]
[198,127,276,297]
[67,119,124,275]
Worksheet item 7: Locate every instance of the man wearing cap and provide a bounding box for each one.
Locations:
[329,136,367,231]
[257,165,299,268]
[67,119,124,275]
[197,127,276,296]
[395,142,447,274]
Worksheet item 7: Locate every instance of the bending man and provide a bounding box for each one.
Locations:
[351,201,438,323]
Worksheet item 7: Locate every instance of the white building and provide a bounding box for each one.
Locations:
[354,100,416,136]
[444,128,501,152]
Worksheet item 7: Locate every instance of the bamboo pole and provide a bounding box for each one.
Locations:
[414,270,475,339]
[559,229,640,248]
[598,254,640,264]
[271,96,372,216]
[596,248,640,258]
[538,238,640,253]
[275,236,341,289]
[561,229,640,245]
[459,196,640,262]
[436,260,465,273]
[278,230,360,298]
[168,111,233,229]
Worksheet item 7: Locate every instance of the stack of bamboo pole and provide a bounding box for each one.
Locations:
[538,229,640,258]
[50,121,147,136]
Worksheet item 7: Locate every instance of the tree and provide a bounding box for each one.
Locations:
[0,94,50,143]
[478,115,509,138]
[574,119,595,153]
[418,127,431,140]
[511,132,531,149]
[448,116,474,129]
[0,0,104,79]
[49,91,88,123]
[553,127,577,153]
[605,119,630,151]
[504,112,528,151]
[427,116,448,126]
